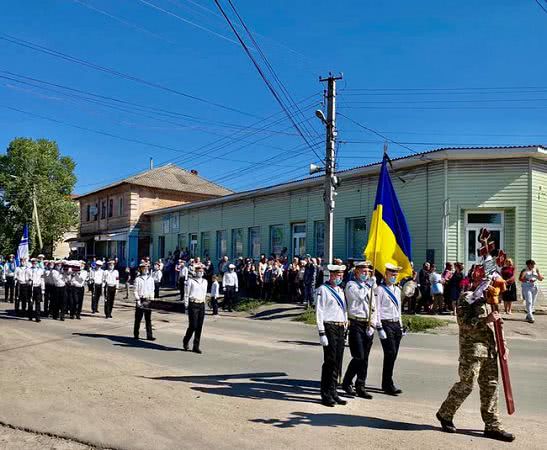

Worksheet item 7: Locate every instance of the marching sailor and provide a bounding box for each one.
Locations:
[133,263,156,341]
[376,263,404,396]
[183,265,208,354]
[28,258,45,322]
[44,261,55,317]
[103,260,119,318]
[222,263,238,312]
[342,261,377,399]
[315,264,348,407]
[71,261,88,320]
[14,256,30,316]
[152,262,163,299]
[51,261,67,320]
[91,260,105,314]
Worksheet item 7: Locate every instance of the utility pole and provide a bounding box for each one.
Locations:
[319,73,342,264]
[32,185,43,251]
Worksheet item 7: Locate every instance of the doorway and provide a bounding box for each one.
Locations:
[292,223,306,257]
[464,211,504,270]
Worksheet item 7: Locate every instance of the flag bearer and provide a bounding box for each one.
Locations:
[342,261,377,399]
[91,260,105,314]
[134,263,156,341]
[183,265,208,354]
[315,264,348,407]
[376,263,405,396]
[104,260,119,318]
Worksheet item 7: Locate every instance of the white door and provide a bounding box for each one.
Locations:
[292,223,306,257]
[464,212,504,270]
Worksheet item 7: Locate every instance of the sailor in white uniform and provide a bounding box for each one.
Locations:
[133,263,156,341]
[315,264,348,407]
[183,265,208,353]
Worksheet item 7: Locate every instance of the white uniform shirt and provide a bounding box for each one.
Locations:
[52,269,66,287]
[178,266,188,281]
[185,277,208,304]
[93,268,105,285]
[29,267,45,289]
[152,270,163,283]
[345,279,377,321]
[71,270,88,288]
[222,271,238,290]
[315,283,347,334]
[134,274,155,302]
[15,266,28,284]
[210,280,220,298]
[4,262,16,278]
[376,284,402,326]
[104,269,119,288]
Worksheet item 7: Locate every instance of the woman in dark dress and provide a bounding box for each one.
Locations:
[501,258,516,314]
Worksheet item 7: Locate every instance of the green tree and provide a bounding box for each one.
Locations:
[0,138,78,256]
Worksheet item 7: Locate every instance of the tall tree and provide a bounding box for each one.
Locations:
[0,138,78,256]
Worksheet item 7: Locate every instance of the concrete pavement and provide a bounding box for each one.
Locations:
[0,292,546,449]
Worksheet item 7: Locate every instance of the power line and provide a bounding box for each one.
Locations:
[342,86,547,92]
[0,33,259,118]
[213,0,324,162]
[339,98,547,105]
[534,0,547,14]
[337,112,417,155]
[339,106,547,110]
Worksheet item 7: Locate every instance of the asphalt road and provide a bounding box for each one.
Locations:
[0,290,545,449]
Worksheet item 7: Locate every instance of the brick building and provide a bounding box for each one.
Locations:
[75,164,231,264]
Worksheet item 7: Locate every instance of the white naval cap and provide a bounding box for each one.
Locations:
[385,262,402,271]
[327,264,346,272]
[228,263,235,269]
[96,260,104,266]
[354,260,373,268]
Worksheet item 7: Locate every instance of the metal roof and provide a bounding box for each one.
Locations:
[144,145,547,216]
[76,164,233,199]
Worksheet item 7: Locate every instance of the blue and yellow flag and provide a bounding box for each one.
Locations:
[365,155,412,280]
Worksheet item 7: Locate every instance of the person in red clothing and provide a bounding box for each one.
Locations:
[500,258,516,315]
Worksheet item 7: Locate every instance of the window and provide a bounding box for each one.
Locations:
[270,224,284,256]
[101,201,106,219]
[118,197,124,216]
[201,232,211,258]
[467,213,502,225]
[347,217,367,259]
[178,233,187,253]
[292,223,306,257]
[314,221,325,258]
[216,230,227,258]
[189,233,198,257]
[248,226,261,259]
[465,211,504,269]
[232,228,244,258]
[158,236,165,259]
[86,204,90,222]
[94,203,98,221]
[108,199,113,218]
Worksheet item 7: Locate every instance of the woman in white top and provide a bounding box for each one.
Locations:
[519,259,544,323]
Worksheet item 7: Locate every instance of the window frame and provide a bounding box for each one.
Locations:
[346,216,368,259]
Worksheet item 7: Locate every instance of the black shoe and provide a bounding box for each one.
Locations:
[436,412,456,433]
[28,317,33,321]
[484,429,515,442]
[146,337,156,341]
[36,319,41,323]
[383,387,402,396]
[321,398,336,407]
[76,316,81,320]
[70,316,74,319]
[356,389,373,399]
[183,343,189,351]
[60,317,64,321]
[192,348,202,354]
[134,336,140,340]
[342,384,356,396]
[333,396,347,405]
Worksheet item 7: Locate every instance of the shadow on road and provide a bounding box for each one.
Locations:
[73,332,181,351]
[250,307,304,321]
[251,411,438,430]
[278,340,321,347]
[143,372,322,403]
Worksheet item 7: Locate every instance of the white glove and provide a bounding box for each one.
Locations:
[235,288,238,293]
[366,327,375,337]
[137,300,142,308]
[378,328,387,340]
[369,276,377,286]
[319,335,329,346]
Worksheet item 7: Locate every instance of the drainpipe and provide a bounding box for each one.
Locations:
[442,159,449,265]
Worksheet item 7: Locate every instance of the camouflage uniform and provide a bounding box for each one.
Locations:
[437,292,502,431]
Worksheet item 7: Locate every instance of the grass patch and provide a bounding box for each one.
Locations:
[292,307,316,325]
[233,297,272,314]
[292,310,449,333]
[402,315,449,333]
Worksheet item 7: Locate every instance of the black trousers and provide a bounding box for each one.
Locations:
[53,286,66,320]
[28,286,42,321]
[210,296,219,315]
[320,323,345,401]
[44,284,54,315]
[223,286,236,311]
[105,286,116,317]
[380,320,403,390]
[178,278,186,301]
[4,277,15,302]
[134,305,153,339]
[343,319,374,390]
[68,286,85,319]
[91,284,102,313]
[154,282,160,299]
[183,302,205,350]
[15,284,30,314]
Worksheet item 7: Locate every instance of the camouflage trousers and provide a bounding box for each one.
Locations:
[437,355,501,431]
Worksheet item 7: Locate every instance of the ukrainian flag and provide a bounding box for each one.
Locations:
[365,155,412,280]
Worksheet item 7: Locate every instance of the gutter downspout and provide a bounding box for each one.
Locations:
[442,159,449,265]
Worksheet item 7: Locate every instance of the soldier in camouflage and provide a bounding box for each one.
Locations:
[436,282,515,442]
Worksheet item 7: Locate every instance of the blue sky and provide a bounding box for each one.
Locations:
[1,0,546,194]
